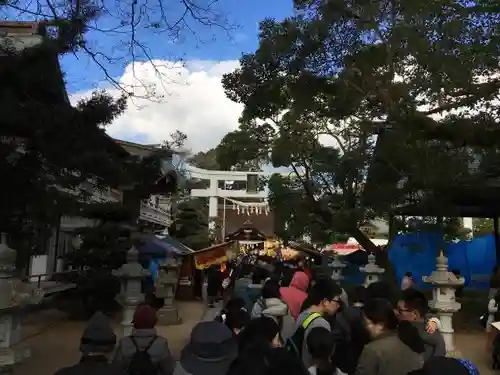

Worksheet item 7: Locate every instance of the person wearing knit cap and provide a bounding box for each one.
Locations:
[53,312,121,375]
[113,304,174,375]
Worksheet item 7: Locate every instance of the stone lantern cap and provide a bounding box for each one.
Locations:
[112,246,150,279]
[422,251,464,286]
[159,257,180,269]
[329,254,346,268]
[359,253,385,274]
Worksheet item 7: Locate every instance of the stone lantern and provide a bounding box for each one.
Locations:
[155,257,182,325]
[0,234,43,374]
[423,251,464,355]
[329,254,346,283]
[112,246,150,337]
[359,253,385,286]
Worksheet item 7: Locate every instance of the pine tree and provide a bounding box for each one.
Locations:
[0,31,129,265]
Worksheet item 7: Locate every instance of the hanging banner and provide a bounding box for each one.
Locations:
[194,246,229,270]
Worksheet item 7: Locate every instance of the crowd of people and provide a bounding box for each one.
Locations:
[53,256,482,375]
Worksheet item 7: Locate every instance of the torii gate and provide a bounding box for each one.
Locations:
[186,165,270,233]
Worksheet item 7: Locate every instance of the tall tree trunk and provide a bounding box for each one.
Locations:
[349,227,379,253]
[349,225,396,285]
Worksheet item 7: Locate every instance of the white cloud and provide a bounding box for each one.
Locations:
[72,59,243,153]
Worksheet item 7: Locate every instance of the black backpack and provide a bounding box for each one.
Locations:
[285,312,322,358]
[128,336,158,375]
[331,308,368,375]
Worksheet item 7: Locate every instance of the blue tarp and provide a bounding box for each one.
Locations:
[150,259,159,282]
[138,235,193,256]
[388,232,496,289]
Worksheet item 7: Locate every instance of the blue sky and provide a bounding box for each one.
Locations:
[62,0,294,93]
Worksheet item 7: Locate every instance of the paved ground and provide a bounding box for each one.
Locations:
[456,332,494,375]
[201,301,223,321]
[13,302,206,375]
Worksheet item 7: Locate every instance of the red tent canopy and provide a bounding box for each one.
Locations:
[327,243,361,255]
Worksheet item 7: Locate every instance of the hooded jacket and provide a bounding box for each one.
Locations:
[251,297,289,321]
[410,321,446,362]
[280,272,309,320]
[250,297,295,339]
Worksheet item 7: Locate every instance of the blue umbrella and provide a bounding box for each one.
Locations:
[158,235,194,254]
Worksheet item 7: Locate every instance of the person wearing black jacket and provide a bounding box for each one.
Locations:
[206,265,223,308]
[330,304,370,375]
[326,285,372,375]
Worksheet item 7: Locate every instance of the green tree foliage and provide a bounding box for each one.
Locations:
[219,0,500,251]
[169,201,210,250]
[216,122,274,171]
[473,218,494,236]
[163,130,188,150]
[65,204,131,270]
[189,149,220,170]
[269,174,350,245]
[392,217,469,242]
[159,131,212,247]
[72,143,179,270]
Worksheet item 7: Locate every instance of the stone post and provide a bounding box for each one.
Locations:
[112,246,150,337]
[0,234,43,374]
[155,258,182,325]
[329,254,347,283]
[359,253,385,287]
[423,251,464,356]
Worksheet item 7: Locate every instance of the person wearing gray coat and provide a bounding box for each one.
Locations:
[251,295,295,340]
[113,304,174,375]
[251,278,296,340]
[396,288,446,362]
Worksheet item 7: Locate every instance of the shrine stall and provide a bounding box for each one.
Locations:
[176,241,236,300]
[225,225,266,253]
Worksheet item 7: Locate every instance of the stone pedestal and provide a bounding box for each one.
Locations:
[0,234,43,374]
[113,246,150,337]
[359,253,385,286]
[329,254,346,283]
[423,251,464,355]
[155,258,182,326]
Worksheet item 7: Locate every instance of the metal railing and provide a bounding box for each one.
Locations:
[21,270,79,288]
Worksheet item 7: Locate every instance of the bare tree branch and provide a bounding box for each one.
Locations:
[0,0,237,100]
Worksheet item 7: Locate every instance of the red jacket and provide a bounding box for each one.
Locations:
[280,271,310,320]
[303,268,313,280]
